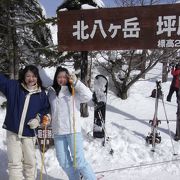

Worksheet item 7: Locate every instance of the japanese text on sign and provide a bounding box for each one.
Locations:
[73,15,180,43]
[73,17,140,40]
[58,4,180,51]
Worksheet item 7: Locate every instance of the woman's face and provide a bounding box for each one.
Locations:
[24,70,38,87]
[57,71,68,86]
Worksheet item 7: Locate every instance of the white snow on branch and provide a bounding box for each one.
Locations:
[92,0,105,7]
[81,4,98,9]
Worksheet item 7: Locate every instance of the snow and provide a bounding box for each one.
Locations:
[92,0,105,7]
[0,63,180,180]
[38,2,58,45]
[38,2,47,17]
[81,4,98,9]
[59,0,105,9]
[48,24,57,45]
[59,8,68,11]
[61,0,105,8]
[94,76,107,102]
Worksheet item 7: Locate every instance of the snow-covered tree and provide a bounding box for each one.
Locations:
[58,0,104,10]
[95,48,177,99]
[95,0,179,99]
[0,0,53,79]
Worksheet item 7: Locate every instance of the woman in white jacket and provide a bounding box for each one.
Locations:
[48,67,96,180]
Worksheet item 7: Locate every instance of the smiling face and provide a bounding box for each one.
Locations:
[24,70,38,88]
[57,71,68,86]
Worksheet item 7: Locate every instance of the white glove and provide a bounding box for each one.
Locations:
[70,73,77,85]
[28,118,40,129]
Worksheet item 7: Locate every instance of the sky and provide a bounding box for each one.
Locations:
[39,0,116,17]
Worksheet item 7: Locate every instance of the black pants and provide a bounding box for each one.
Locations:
[167,86,179,102]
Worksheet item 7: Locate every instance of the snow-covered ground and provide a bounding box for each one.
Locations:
[0,64,180,180]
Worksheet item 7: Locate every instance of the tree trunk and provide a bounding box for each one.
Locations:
[7,1,14,79]
[117,88,128,99]
[8,25,19,80]
[162,61,168,83]
[7,1,19,80]
[12,26,19,80]
[80,51,89,117]
[115,81,128,99]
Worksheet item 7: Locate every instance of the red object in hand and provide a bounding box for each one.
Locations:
[42,115,49,127]
[69,78,73,84]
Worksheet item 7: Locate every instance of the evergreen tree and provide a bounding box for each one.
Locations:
[57,0,104,10]
[0,0,53,79]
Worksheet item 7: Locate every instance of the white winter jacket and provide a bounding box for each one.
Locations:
[48,80,92,135]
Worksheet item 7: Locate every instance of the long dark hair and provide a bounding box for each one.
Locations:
[19,65,43,88]
[52,66,72,95]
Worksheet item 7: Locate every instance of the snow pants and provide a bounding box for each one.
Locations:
[54,133,96,180]
[6,131,37,180]
[167,86,179,102]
